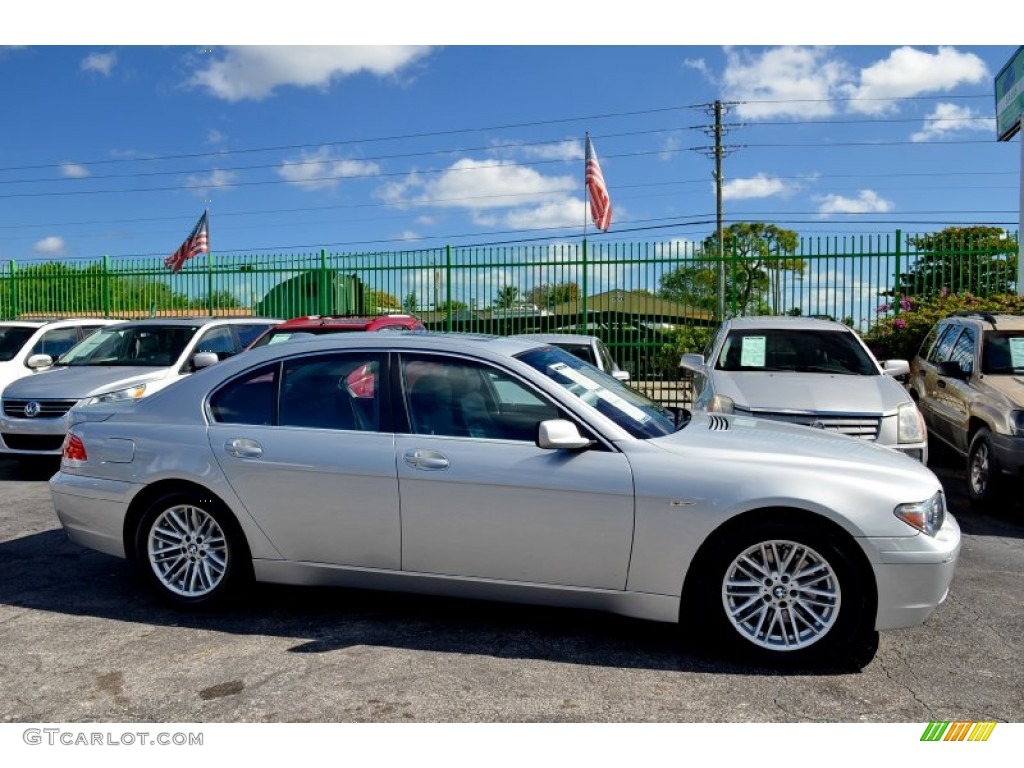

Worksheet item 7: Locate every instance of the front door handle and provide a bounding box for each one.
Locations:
[404,449,450,471]
[224,437,263,459]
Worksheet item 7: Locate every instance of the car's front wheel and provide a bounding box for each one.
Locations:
[694,521,877,670]
[967,428,1005,508]
[134,491,250,609]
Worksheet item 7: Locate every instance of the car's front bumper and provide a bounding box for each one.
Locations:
[989,431,1024,477]
[0,413,70,455]
[864,512,961,631]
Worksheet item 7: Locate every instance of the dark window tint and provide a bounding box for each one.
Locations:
[210,365,277,425]
[194,326,238,360]
[928,325,961,364]
[949,327,976,374]
[280,353,382,432]
[236,324,274,349]
[31,327,80,359]
[0,327,36,362]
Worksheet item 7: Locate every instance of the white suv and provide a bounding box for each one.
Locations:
[0,318,116,394]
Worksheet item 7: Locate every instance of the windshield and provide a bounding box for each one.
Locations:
[982,331,1024,374]
[58,325,202,367]
[517,346,679,438]
[715,328,877,375]
[0,326,36,362]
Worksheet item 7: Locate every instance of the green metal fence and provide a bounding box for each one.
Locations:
[1,228,1018,403]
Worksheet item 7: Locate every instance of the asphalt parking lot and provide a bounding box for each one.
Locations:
[0,453,1021,723]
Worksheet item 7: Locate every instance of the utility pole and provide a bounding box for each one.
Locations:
[714,100,725,321]
[697,101,738,321]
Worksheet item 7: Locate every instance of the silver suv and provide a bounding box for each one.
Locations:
[909,312,1024,506]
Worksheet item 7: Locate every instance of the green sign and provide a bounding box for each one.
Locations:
[996,45,1024,141]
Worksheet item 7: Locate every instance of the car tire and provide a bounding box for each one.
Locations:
[134,491,251,609]
[967,428,1005,508]
[694,521,877,670]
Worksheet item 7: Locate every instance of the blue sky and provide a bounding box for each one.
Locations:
[1,14,1020,279]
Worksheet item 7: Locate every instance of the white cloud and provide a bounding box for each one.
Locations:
[816,189,893,216]
[277,148,381,192]
[33,236,66,255]
[502,198,587,230]
[383,158,576,210]
[520,140,582,161]
[723,46,850,119]
[207,129,226,144]
[184,168,238,197]
[911,102,995,142]
[81,52,117,76]
[61,163,89,178]
[843,47,988,115]
[188,46,433,102]
[722,174,794,201]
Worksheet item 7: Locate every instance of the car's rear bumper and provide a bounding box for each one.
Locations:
[49,470,137,559]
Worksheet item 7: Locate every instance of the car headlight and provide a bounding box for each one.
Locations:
[897,402,926,444]
[708,394,735,413]
[894,491,946,536]
[85,383,147,405]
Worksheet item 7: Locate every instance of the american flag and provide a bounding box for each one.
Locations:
[585,134,612,231]
[164,211,210,273]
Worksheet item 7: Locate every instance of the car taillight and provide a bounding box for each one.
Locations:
[62,433,87,462]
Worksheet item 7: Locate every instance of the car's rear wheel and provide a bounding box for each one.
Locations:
[695,521,877,670]
[967,428,1005,508]
[134,491,250,609]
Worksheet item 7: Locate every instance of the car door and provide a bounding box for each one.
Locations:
[207,352,401,568]
[395,354,635,590]
[921,325,971,448]
[936,326,979,453]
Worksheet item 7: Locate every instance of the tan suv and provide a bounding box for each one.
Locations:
[908,312,1024,506]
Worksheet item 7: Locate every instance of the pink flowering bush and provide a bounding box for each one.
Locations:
[863,291,1024,361]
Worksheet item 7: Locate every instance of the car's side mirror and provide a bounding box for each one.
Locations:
[26,353,54,370]
[536,419,593,451]
[680,353,706,372]
[882,359,910,377]
[936,360,968,379]
[191,351,220,370]
[612,369,631,383]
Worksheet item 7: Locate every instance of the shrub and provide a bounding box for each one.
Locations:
[654,324,715,378]
[862,291,1024,361]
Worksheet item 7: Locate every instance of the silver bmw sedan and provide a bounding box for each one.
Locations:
[49,332,960,670]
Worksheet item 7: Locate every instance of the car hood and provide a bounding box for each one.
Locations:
[2,366,172,400]
[712,371,908,414]
[654,411,930,483]
[979,374,1024,406]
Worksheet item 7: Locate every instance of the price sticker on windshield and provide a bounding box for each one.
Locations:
[740,336,767,368]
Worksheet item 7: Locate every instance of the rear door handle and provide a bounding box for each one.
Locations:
[224,438,263,459]
[404,449,450,471]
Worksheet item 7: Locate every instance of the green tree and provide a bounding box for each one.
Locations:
[704,223,803,314]
[403,291,418,313]
[528,281,579,309]
[893,226,1018,298]
[365,289,402,312]
[493,284,520,309]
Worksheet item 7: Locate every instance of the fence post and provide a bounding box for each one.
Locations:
[319,249,329,316]
[893,229,902,314]
[9,260,17,319]
[102,255,111,318]
[207,252,215,315]
[445,244,453,333]
[581,239,589,332]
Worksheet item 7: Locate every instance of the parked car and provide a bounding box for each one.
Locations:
[0,317,279,458]
[680,316,928,463]
[0,318,117,394]
[248,314,424,348]
[50,332,959,669]
[513,333,630,381]
[908,312,1024,506]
